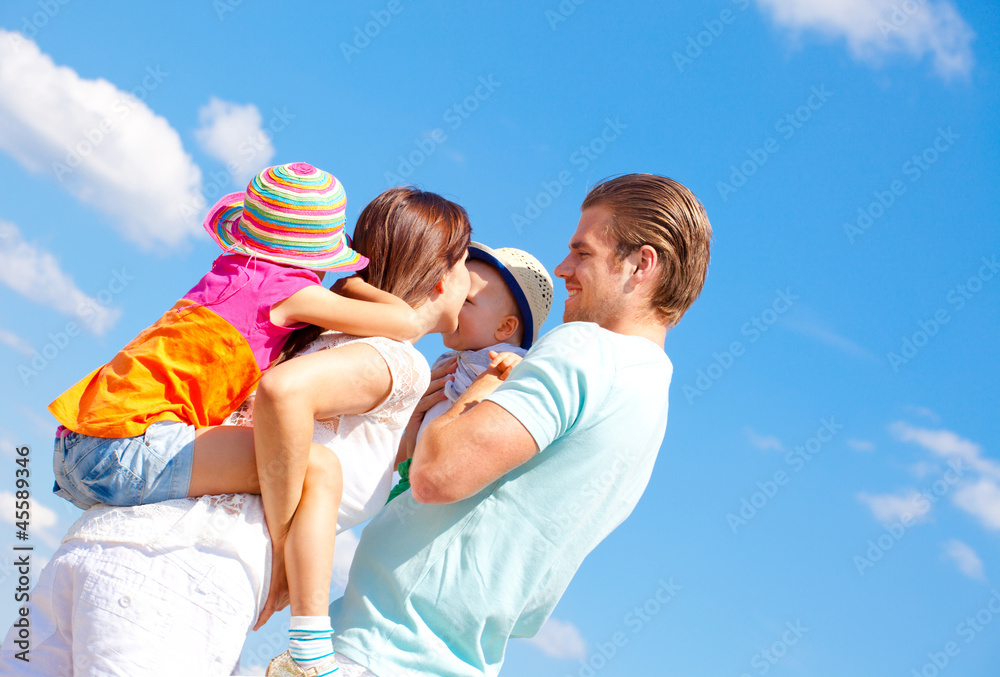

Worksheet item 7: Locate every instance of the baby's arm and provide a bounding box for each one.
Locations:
[272,279,422,341]
[488,350,522,379]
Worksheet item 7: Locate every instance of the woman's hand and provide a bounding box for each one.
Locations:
[417,356,458,418]
[397,356,457,465]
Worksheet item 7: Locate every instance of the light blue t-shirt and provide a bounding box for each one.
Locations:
[330,322,672,676]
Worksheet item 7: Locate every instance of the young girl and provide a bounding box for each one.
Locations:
[48,162,426,511]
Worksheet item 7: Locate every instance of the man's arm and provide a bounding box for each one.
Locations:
[409,359,538,504]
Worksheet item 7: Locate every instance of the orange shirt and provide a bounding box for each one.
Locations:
[49,255,319,438]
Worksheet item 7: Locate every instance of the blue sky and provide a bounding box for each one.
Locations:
[0,0,998,674]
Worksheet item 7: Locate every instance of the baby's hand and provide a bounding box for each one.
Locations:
[488,351,522,380]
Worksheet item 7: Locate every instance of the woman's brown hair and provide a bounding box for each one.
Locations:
[276,187,472,363]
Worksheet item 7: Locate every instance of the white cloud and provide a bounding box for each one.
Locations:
[848,438,875,452]
[889,423,1000,531]
[522,617,587,661]
[953,480,1000,531]
[0,491,61,548]
[0,431,17,459]
[906,405,941,423]
[783,317,876,360]
[0,30,204,249]
[0,323,33,355]
[943,539,984,580]
[889,422,1000,481]
[909,460,939,479]
[746,428,784,451]
[0,220,120,334]
[857,490,931,524]
[754,0,975,79]
[195,97,275,186]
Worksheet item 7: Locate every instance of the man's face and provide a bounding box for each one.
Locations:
[553,206,632,326]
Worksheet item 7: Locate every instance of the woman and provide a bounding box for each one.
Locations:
[0,187,471,677]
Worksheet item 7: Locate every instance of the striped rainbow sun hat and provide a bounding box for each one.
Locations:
[203,162,369,272]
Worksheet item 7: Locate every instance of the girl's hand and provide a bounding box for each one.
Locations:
[488,351,521,381]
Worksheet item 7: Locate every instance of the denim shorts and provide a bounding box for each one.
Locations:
[52,421,196,510]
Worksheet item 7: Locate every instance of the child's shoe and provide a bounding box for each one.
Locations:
[266,650,339,676]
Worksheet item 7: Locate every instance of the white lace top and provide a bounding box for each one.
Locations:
[63,332,430,617]
[227,332,430,530]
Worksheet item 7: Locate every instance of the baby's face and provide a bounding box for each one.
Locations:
[442,260,517,352]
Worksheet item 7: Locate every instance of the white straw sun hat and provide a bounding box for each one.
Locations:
[468,242,553,349]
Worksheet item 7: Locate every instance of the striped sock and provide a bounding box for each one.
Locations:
[289,616,338,675]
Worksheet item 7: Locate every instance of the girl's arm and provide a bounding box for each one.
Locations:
[333,276,405,305]
[271,282,423,341]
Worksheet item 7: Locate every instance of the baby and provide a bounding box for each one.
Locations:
[390,242,553,500]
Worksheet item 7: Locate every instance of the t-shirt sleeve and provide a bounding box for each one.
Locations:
[485,322,613,452]
[261,264,323,327]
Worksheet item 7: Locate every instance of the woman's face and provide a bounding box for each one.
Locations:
[437,250,471,333]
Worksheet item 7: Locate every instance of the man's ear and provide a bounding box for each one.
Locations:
[434,278,446,295]
[494,315,519,343]
[626,244,659,291]
[635,244,658,276]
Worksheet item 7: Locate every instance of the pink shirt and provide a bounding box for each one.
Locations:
[50,254,320,437]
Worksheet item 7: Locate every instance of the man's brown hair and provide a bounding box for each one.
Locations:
[582,173,712,327]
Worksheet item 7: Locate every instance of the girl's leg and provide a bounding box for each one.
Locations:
[254,440,343,629]
[251,365,326,552]
[273,445,343,675]
[193,424,344,645]
[251,341,391,555]
[285,444,343,616]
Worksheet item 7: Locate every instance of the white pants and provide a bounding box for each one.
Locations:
[0,541,257,676]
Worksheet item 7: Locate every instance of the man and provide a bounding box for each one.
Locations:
[325,173,712,677]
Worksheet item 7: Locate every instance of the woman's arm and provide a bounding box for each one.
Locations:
[395,356,457,468]
[271,283,424,341]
